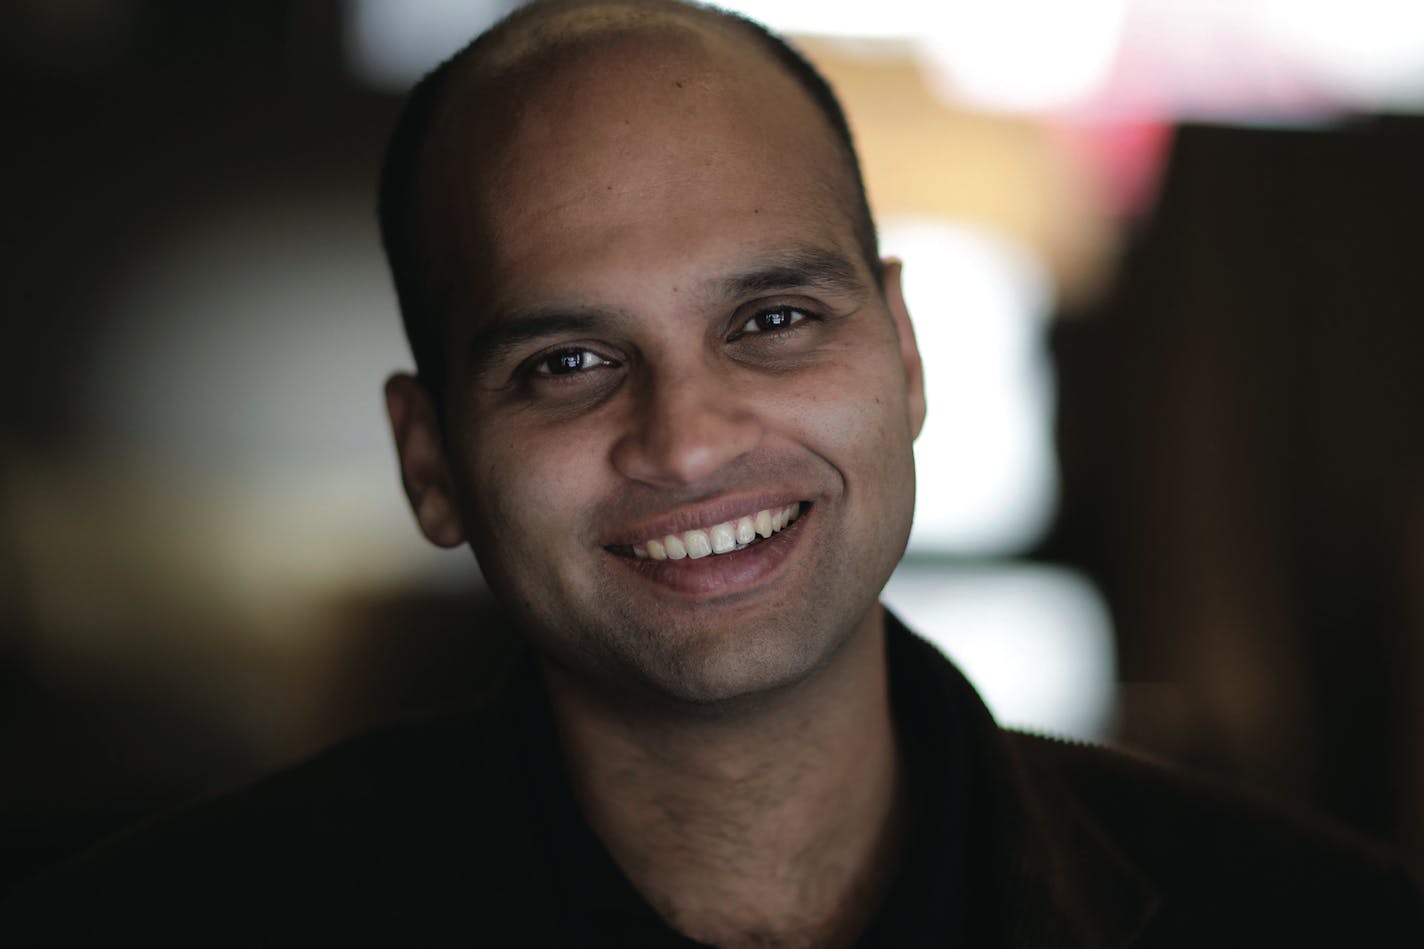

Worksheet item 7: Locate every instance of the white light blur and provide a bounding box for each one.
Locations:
[726,0,1127,112]
[722,0,1424,118]
[882,563,1117,740]
[916,1,1127,112]
[882,219,1058,556]
[346,0,508,90]
[346,0,1424,118]
[1262,0,1424,109]
[84,200,475,597]
[718,0,939,40]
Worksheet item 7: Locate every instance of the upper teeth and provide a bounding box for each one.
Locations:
[632,503,802,561]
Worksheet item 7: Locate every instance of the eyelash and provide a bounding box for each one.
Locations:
[516,304,817,384]
[734,305,812,337]
[528,347,620,378]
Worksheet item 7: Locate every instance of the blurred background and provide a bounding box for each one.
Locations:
[3,0,1423,893]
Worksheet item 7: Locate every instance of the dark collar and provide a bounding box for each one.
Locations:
[883,611,1160,947]
[368,609,1160,947]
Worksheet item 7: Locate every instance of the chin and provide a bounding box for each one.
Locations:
[616,607,863,710]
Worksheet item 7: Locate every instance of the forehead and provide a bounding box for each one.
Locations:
[423,13,859,317]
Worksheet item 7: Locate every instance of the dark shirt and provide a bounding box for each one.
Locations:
[4,614,1422,946]
[522,621,969,947]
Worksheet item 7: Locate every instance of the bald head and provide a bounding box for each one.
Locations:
[379,0,879,394]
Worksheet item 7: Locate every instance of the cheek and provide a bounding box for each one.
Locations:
[779,346,915,466]
[775,346,918,539]
[463,419,607,554]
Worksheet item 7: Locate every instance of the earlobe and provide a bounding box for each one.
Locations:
[881,258,927,440]
[384,373,467,548]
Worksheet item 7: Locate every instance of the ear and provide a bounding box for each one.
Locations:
[881,258,926,440]
[384,373,467,548]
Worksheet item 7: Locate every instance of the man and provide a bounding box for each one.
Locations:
[5,1,1422,945]
[380,0,923,943]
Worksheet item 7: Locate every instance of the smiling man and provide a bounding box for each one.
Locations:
[384,7,922,712]
[4,0,1422,945]
[371,1,1422,945]
[379,5,924,942]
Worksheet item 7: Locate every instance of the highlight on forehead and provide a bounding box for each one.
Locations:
[422,2,764,224]
[433,9,725,158]
[419,0,854,282]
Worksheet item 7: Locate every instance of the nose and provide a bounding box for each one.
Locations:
[610,363,764,487]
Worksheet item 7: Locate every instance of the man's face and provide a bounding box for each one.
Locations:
[396,23,924,707]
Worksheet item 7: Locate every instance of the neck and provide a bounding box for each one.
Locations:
[543,607,906,948]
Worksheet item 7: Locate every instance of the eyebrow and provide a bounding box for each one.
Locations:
[466,308,617,378]
[466,245,870,376]
[711,245,868,303]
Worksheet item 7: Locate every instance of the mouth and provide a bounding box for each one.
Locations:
[604,500,813,595]
[617,502,805,561]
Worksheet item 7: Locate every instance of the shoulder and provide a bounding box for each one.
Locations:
[1,709,521,943]
[1009,731,1424,943]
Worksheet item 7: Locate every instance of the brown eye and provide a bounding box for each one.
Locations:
[739,306,808,334]
[535,348,615,376]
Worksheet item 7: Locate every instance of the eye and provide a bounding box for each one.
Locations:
[738,305,809,335]
[532,347,617,376]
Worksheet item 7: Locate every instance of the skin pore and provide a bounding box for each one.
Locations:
[385,4,926,945]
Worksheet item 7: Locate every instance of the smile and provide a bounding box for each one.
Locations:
[630,503,803,561]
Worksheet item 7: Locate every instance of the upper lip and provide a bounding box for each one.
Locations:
[599,492,810,547]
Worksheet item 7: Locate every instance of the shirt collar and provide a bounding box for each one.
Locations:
[882,610,1160,948]
[368,609,1160,947]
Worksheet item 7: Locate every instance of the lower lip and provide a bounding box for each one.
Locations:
[609,506,811,596]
